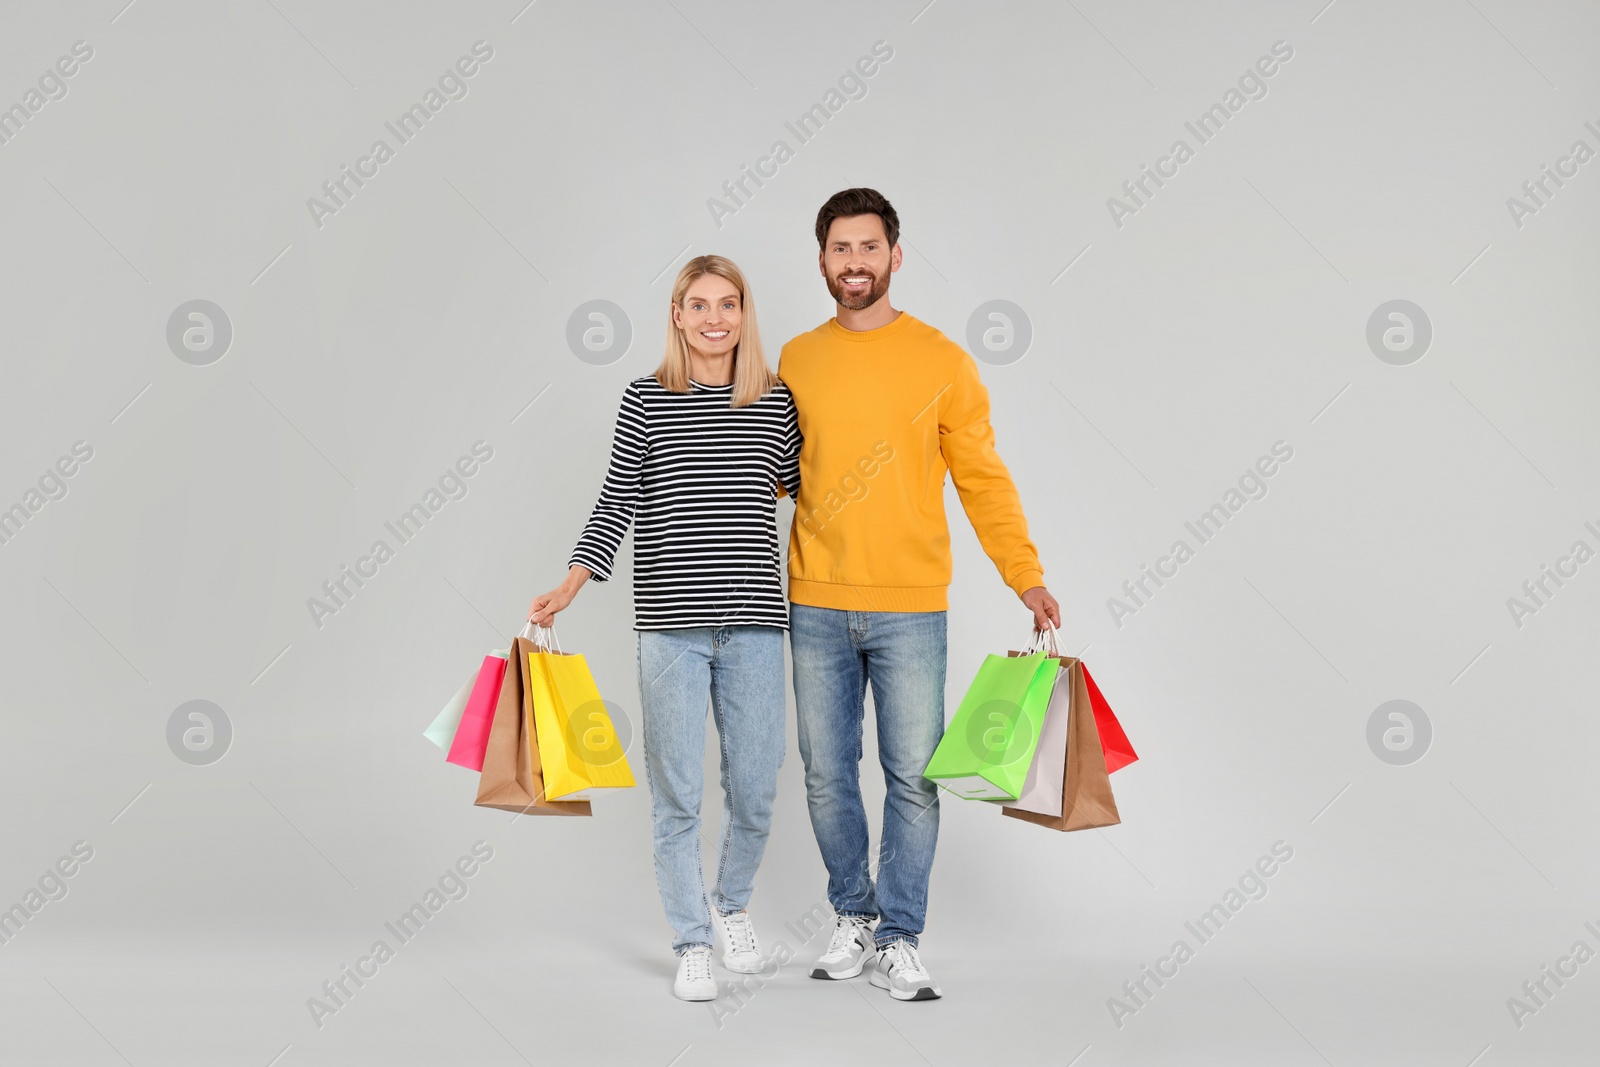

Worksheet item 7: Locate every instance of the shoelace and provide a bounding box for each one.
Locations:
[682,947,713,982]
[884,940,929,980]
[826,916,869,956]
[721,911,758,956]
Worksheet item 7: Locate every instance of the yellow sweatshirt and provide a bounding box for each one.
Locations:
[778,311,1044,612]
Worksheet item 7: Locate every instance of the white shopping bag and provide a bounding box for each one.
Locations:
[424,672,477,750]
[1005,662,1071,818]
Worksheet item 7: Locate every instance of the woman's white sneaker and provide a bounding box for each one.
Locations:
[869,940,941,1001]
[712,909,765,974]
[810,915,876,980]
[674,945,717,1001]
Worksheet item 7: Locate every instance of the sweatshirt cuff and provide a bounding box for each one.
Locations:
[1009,568,1046,599]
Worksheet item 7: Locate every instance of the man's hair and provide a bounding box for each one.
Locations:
[815,188,900,249]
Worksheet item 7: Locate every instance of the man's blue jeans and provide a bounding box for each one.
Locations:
[790,604,947,948]
[638,626,787,955]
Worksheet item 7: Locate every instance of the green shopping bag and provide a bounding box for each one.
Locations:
[923,650,1059,800]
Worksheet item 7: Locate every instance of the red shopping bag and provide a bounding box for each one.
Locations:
[1082,664,1137,773]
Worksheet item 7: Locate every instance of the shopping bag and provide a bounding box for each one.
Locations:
[1002,629,1125,830]
[474,629,591,817]
[445,652,509,772]
[922,650,1058,800]
[525,627,635,801]
[1005,661,1071,817]
[424,671,477,751]
[1085,664,1138,772]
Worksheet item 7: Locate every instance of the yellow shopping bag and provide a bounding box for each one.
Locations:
[524,627,635,801]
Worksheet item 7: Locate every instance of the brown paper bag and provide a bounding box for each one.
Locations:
[1003,654,1120,831]
[475,634,591,817]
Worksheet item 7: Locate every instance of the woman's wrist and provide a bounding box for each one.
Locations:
[562,565,591,594]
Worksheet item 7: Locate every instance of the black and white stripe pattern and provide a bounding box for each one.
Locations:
[569,376,801,630]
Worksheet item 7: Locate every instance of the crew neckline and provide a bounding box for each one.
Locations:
[689,378,734,390]
[827,310,913,343]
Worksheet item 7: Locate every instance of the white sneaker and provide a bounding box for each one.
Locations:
[869,940,941,1001]
[673,945,717,1001]
[711,909,765,974]
[810,914,876,980]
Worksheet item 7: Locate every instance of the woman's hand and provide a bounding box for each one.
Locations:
[527,587,571,627]
[528,566,592,627]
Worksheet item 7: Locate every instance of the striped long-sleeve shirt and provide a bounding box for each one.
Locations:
[568,376,802,630]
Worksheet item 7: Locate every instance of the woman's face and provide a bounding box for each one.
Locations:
[673,275,742,360]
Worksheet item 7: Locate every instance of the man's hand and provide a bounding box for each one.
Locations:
[1021,585,1060,632]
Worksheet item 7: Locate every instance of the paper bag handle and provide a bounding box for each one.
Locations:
[532,623,563,653]
[1025,623,1064,657]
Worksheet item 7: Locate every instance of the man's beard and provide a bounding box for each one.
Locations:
[827,269,890,311]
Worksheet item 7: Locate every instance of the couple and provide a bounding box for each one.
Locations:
[528,188,1059,1003]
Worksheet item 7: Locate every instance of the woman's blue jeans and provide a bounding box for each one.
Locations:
[637,625,787,955]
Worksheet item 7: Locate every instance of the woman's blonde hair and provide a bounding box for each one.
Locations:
[654,254,777,408]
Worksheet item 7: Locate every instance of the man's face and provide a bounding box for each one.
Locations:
[819,214,900,310]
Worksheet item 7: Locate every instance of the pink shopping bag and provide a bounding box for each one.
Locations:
[446,654,509,772]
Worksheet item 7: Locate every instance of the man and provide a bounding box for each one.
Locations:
[779,188,1059,1001]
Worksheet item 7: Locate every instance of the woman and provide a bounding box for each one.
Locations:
[527,255,799,1002]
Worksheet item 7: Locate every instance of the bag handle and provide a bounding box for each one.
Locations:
[1025,622,1064,657]
[532,623,563,653]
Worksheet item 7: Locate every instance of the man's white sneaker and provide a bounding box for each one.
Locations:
[712,909,765,974]
[673,945,717,1001]
[869,940,941,1001]
[810,914,876,980]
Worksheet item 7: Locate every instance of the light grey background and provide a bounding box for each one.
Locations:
[2,1,1597,1064]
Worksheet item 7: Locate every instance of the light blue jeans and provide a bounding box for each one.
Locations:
[637,625,787,955]
[790,605,947,948]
